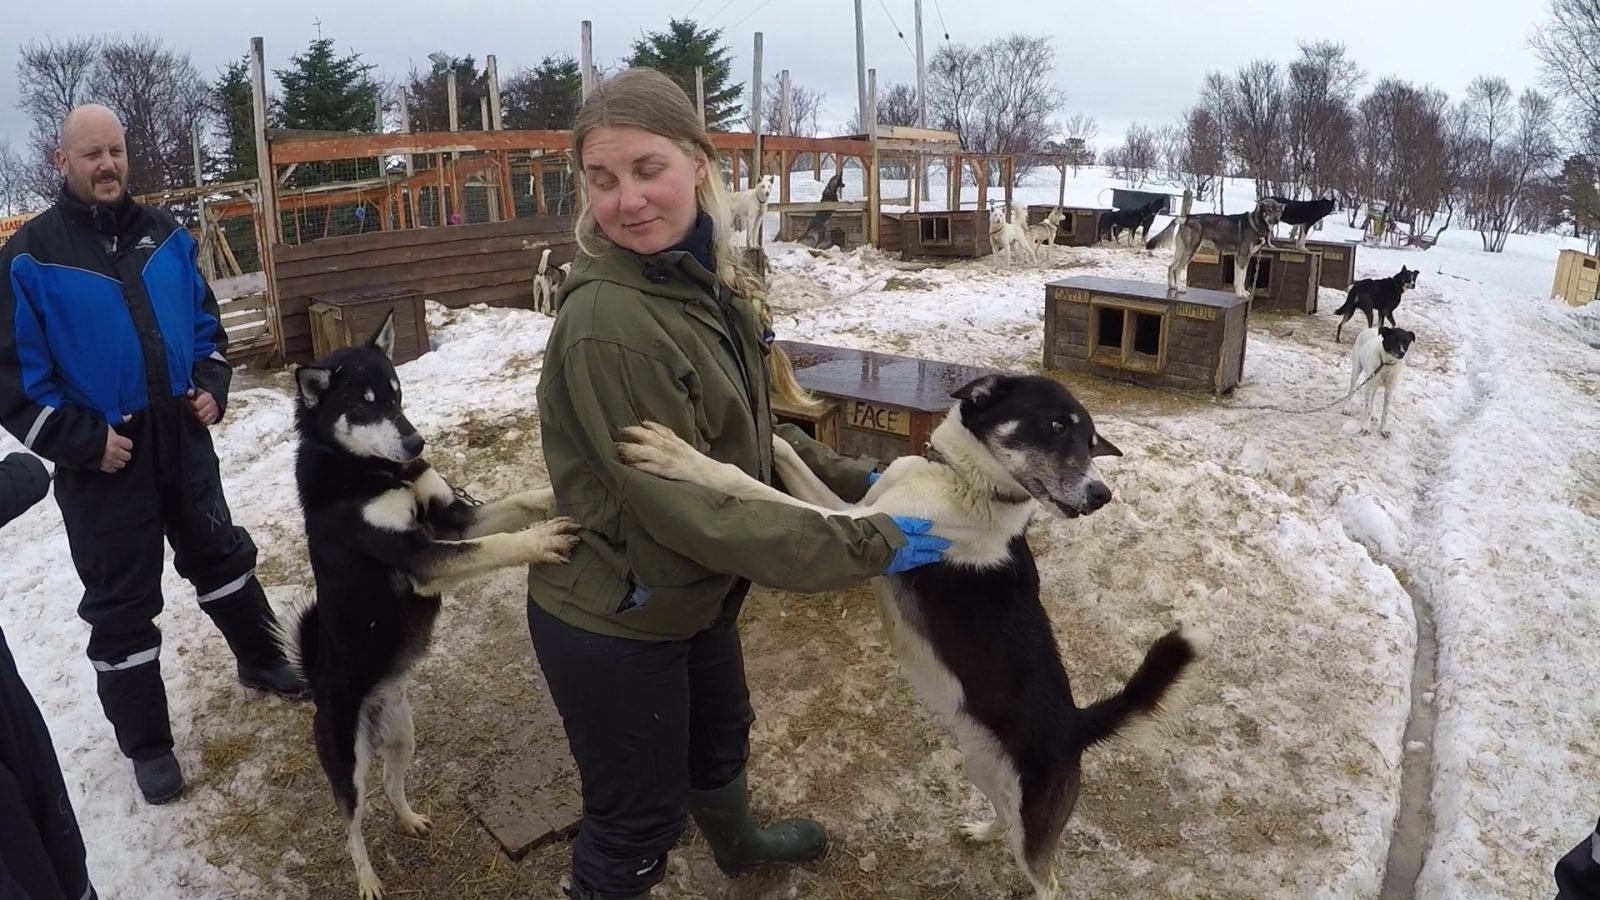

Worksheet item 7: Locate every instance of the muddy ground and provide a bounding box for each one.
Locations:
[189,357,1406,900]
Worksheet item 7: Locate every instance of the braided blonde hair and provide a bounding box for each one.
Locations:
[571,67,822,414]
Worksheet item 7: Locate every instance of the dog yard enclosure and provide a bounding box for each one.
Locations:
[1293,238,1359,290]
[777,202,872,250]
[1551,248,1599,307]
[308,287,430,365]
[776,341,1003,461]
[1186,244,1322,314]
[273,217,575,364]
[1028,205,1107,247]
[1044,276,1251,395]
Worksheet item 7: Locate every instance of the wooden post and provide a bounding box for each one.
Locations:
[486,54,503,129]
[190,120,213,280]
[398,89,415,178]
[533,161,547,215]
[750,33,763,192]
[695,66,706,128]
[854,0,868,134]
[447,69,460,162]
[1058,160,1067,209]
[976,158,987,214]
[867,70,880,246]
[247,36,284,362]
[778,69,791,205]
[581,21,595,99]
[1003,157,1013,217]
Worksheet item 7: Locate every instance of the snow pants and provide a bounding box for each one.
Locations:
[52,400,283,762]
[0,628,97,900]
[527,582,756,897]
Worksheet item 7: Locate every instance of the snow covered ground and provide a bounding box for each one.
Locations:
[0,165,1595,899]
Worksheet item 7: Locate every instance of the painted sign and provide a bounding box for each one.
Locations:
[846,400,910,436]
[0,212,38,247]
[1174,302,1218,321]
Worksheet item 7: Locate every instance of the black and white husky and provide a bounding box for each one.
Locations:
[1344,325,1415,439]
[279,311,579,900]
[613,373,1202,899]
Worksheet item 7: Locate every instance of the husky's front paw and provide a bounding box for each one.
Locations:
[958,818,1005,843]
[517,517,580,564]
[615,421,700,480]
[397,810,432,837]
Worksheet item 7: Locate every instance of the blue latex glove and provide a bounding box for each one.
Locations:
[884,516,951,574]
[866,470,881,485]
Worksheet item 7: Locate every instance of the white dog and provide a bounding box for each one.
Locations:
[532,247,570,317]
[992,202,1043,265]
[1344,325,1415,438]
[728,173,776,247]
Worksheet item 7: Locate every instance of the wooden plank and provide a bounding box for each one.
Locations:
[270,129,574,164]
[274,216,575,262]
[279,251,539,299]
[275,234,569,279]
[281,264,531,305]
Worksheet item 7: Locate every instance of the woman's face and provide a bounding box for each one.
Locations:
[581,125,706,256]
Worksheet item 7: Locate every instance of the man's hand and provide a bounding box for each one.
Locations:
[100,424,132,473]
[188,389,219,426]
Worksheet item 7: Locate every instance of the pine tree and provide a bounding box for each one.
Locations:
[626,19,743,131]
[405,54,487,135]
[502,55,582,130]
[272,37,382,239]
[210,57,256,182]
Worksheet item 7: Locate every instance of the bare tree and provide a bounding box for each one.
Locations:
[1227,59,1288,197]
[1285,41,1364,197]
[15,36,101,202]
[0,140,31,215]
[929,34,1064,186]
[1198,71,1233,209]
[844,81,917,133]
[1059,112,1098,174]
[1532,0,1600,133]
[87,36,211,199]
[763,75,826,136]
[1161,106,1222,200]
[1461,88,1559,251]
[1110,123,1158,187]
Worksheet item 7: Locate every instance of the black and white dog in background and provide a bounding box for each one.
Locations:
[1334,266,1419,342]
[280,311,579,900]
[1267,195,1336,249]
[1345,325,1416,438]
[613,373,1202,900]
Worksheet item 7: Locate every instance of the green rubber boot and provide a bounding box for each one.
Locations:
[688,769,829,876]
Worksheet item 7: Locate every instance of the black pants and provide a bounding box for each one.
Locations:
[1557,817,1600,900]
[528,596,755,897]
[0,627,97,900]
[52,400,282,762]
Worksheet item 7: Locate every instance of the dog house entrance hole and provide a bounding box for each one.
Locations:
[920,215,953,244]
[1222,254,1272,291]
[1092,304,1166,371]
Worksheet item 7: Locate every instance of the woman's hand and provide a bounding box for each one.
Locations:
[883,517,952,574]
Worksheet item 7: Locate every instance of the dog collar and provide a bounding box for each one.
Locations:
[922,443,1034,506]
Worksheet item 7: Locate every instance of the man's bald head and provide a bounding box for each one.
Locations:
[55,103,129,206]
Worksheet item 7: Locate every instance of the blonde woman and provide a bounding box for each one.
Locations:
[528,68,950,899]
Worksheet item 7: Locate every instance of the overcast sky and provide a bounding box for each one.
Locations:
[0,0,1550,154]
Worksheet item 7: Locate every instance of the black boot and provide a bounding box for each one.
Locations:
[132,751,184,804]
[688,769,828,876]
[562,878,650,900]
[205,580,309,700]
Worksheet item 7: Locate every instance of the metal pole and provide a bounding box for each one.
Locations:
[855,0,868,133]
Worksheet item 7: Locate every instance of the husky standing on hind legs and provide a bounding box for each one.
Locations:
[279,311,579,900]
[614,372,1203,900]
[1146,198,1285,298]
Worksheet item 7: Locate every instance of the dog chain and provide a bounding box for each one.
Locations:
[1220,362,1391,414]
[452,484,484,507]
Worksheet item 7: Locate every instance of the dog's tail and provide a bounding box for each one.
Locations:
[1144,218,1178,252]
[269,586,320,685]
[1333,285,1359,317]
[1076,626,1204,750]
[536,247,552,277]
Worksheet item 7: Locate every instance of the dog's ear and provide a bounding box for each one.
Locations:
[295,365,332,407]
[1090,431,1122,458]
[951,374,1003,406]
[367,309,397,360]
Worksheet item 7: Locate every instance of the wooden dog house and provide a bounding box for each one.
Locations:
[1551,248,1599,307]
[775,340,1004,461]
[1186,244,1322,314]
[308,286,430,365]
[1294,238,1359,290]
[777,203,871,250]
[1027,205,1108,247]
[893,210,993,260]
[1043,276,1250,395]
